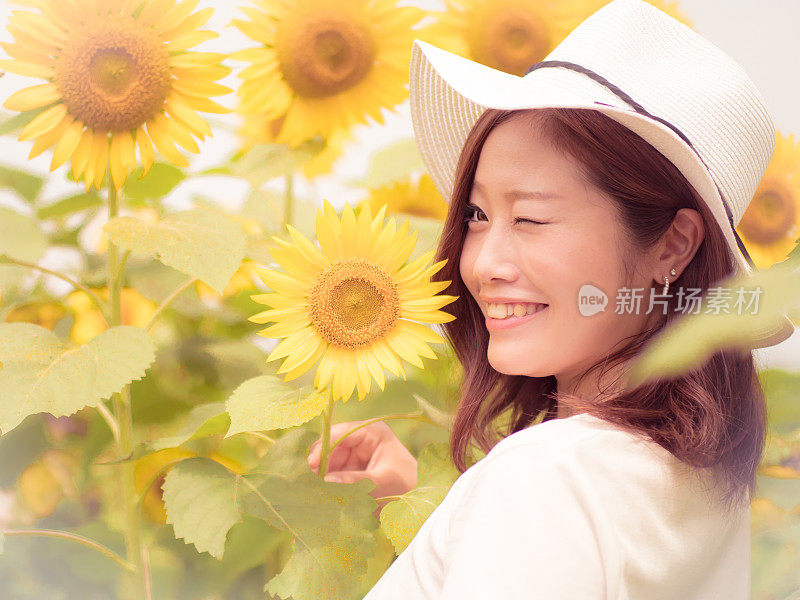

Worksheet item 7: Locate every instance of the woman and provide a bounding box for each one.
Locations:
[308,0,794,597]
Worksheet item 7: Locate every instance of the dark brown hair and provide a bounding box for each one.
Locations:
[433,107,765,514]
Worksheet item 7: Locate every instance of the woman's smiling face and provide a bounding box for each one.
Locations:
[459,114,657,396]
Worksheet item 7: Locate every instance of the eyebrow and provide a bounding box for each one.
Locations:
[472,180,564,201]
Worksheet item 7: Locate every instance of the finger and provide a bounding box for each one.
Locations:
[323,470,376,487]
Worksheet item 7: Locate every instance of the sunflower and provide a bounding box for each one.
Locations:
[248,201,457,403]
[361,174,449,221]
[419,0,693,77]
[66,286,157,344]
[736,132,800,270]
[231,0,427,177]
[0,0,232,191]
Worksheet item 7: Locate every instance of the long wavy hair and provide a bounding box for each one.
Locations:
[433,107,765,515]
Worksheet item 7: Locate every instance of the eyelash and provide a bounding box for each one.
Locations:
[462,204,547,226]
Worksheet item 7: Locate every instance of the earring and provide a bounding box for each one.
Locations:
[662,267,677,295]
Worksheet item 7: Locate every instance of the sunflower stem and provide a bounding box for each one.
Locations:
[318,395,335,478]
[284,172,294,229]
[107,176,148,600]
[144,276,197,333]
[1,528,135,572]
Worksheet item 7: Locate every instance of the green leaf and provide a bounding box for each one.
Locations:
[132,402,231,460]
[0,206,47,262]
[231,136,327,187]
[628,260,800,386]
[162,457,242,559]
[380,442,460,553]
[347,138,426,189]
[0,323,156,435]
[103,207,247,294]
[0,164,44,202]
[225,375,327,436]
[243,429,379,600]
[36,191,103,220]
[0,108,44,136]
[122,163,186,201]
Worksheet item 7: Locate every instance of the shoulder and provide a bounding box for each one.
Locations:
[455,413,686,511]
[478,412,672,469]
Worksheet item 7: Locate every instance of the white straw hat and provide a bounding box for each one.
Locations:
[408,0,795,349]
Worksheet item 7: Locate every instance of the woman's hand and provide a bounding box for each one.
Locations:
[306,420,418,517]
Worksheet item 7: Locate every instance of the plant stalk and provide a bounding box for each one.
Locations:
[1,528,134,571]
[107,177,148,600]
[317,395,335,478]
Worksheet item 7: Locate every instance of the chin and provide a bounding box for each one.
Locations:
[487,345,549,377]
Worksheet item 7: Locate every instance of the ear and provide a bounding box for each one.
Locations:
[651,208,705,284]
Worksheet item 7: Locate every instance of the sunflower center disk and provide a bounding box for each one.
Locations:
[277,12,376,98]
[471,10,550,76]
[739,179,796,244]
[309,260,399,349]
[54,16,171,131]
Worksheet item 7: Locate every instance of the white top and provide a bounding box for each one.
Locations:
[364,412,750,600]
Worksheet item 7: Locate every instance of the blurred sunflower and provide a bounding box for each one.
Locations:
[736,133,800,271]
[196,259,260,304]
[230,0,427,178]
[0,0,232,191]
[66,286,157,344]
[249,201,457,403]
[420,0,692,77]
[360,174,449,221]
[5,301,66,330]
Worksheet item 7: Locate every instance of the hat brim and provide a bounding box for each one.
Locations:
[409,38,795,349]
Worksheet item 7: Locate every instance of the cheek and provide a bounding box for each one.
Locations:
[459,240,478,292]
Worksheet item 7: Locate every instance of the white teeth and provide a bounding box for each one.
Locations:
[486,302,547,319]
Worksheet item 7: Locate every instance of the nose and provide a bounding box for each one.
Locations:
[470,223,519,284]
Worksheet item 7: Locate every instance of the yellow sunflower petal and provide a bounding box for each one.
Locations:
[250,292,303,310]
[118,130,137,172]
[0,59,53,78]
[255,268,311,296]
[385,330,424,369]
[18,103,67,141]
[49,118,83,170]
[282,340,326,382]
[364,351,385,391]
[267,326,316,362]
[338,353,357,402]
[92,132,109,190]
[167,29,218,52]
[3,83,60,111]
[109,133,129,190]
[27,113,71,159]
[277,329,325,375]
[135,129,156,177]
[249,305,307,324]
[165,97,213,139]
[70,130,94,179]
[314,348,337,391]
[257,314,313,338]
[146,118,189,167]
[316,201,344,259]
